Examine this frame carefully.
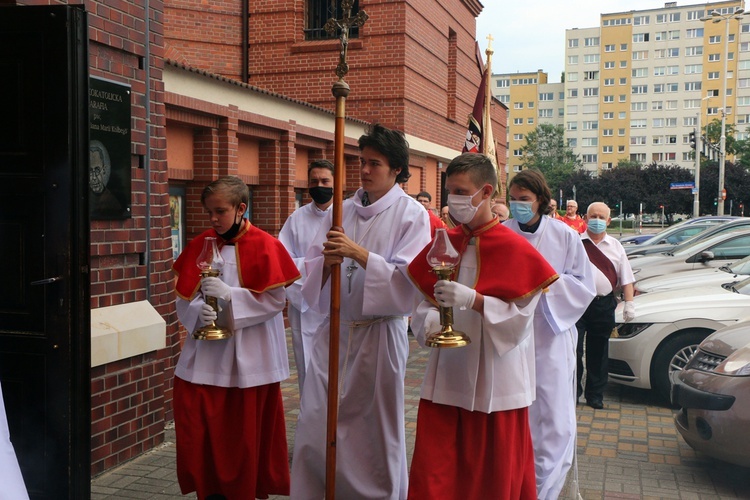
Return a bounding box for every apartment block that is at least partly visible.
[492,71,564,177]
[496,1,750,176]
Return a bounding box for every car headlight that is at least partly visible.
[715,345,750,376]
[615,322,652,339]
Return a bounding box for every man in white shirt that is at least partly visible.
[278,159,334,393]
[577,202,636,409]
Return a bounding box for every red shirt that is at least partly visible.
[562,215,587,234]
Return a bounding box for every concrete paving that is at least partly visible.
[92,331,750,499]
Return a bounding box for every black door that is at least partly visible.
[0,6,90,499]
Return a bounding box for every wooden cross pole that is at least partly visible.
[323,2,368,498]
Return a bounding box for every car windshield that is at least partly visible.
[727,255,750,275]
[671,220,750,252]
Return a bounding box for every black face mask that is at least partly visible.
[218,212,243,241]
[309,186,333,205]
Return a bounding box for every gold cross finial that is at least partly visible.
[324,0,369,80]
[486,34,494,56]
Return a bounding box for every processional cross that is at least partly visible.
[324,0,369,80]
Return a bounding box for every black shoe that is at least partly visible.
[586,398,604,409]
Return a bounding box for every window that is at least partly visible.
[604,78,614,86]
[513,149,523,156]
[685,81,702,91]
[621,43,628,51]
[684,116,697,126]
[584,37,599,46]
[631,120,647,129]
[514,102,524,109]
[567,138,577,147]
[653,135,664,145]
[653,118,665,128]
[707,107,719,115]
[632,85,648,94]
[539,108,553,118]
[583,87,599,97]
[740,78,750,89]
[514,118,523,125]
[603,129,613,136]
[666,83,678,93]
[709,53,721,62]
[633,51,648,60]
[631,101,647,111]
[654,83,664,93]
[667,65,679,75]
[619,94,627,102]
[667,135,676,144]
[741,42,750,52]
[306,0,361,40]
[604,17,632,26]
[568,38,579,48]
[687,10,704,21]
[584,71,599,81]
[667,48,679,58]
[652,101,663,110]
[567,105,578,114]
[582,104,598,114]
[685,46,703,56]
[582,138,598,147]
[666,100,677,110]
[498,94,510,103]
[582,154,598,163]
[655,31,667,41]
[568,88,578,98]
[496,79,511,88]
[707,89,719,97]
[669,30,680,40]
[654,66,665,76]
[602,145,613,153]
[631,153,646,162]
[618,128,625,136]
[633,15,649,25]
[620,60,628,68]
[666,117,677,127]
[582,120,598,130]
[567,72,578,82]
[568,55,579,65]
[709,35,721,44]
[605,44,615,52]
[684,99,700,109]
[684,64,702,74]
[632,67,648,78]
[584,54,600,64]
[619,77,628,85]
[539,92,554,101]
[603,112,614,119]
[738,96,750,106]
[604,95,614,103]
[602,162,614,169]
[633,33,649,43]
[528,102,535,108]
[513,134,524,140]
[708,71,720,80]
[618,145,626,153]
[566,121,578,131]
[686,28,704,38]
[654,49,666,59]
[604,61,615,69]
[527,117,534,124]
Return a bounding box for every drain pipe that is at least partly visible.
[242,0,248,82]
[144,0,152,301]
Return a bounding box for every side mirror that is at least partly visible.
[700,250,715,262]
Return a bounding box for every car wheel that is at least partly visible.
[650,330,711,403]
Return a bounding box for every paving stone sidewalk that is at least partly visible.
[92,331,750,499]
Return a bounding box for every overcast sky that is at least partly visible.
[476,0,724,81]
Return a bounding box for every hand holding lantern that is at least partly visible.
[194,237,233,340]
[425,228,471,348]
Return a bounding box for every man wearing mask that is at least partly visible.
[278,159,335,393]
[576,202,636,410]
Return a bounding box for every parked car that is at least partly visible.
[623,223,715,253]
[610,277,750,402]
[627,217,750,257]
[635,255,750,294]
[672,319,750,467]
[629,230,750,281]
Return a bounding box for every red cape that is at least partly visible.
[173,219,300,300]
[408,218,559,305]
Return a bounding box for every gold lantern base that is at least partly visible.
[193,324,234,341]
[425,323,471,348]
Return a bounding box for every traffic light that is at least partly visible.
[689,131,696,149]
[714,198,718,206]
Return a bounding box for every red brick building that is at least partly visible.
[14,0,506,476]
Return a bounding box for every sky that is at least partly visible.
[476,0,724,82]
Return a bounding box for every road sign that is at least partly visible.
[722,189,727,200]
[670,182,695,190]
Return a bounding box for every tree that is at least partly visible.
[520,124,581,195]
[704,118,738,155]
[699,160,750,215]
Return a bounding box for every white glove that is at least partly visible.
[198,302,217,326]
[434,280,476,310]
[202,277,232,302]
[623,301,636,323]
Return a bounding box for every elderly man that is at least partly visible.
[548,199,562,219]
[576,202,636,409]
[561,200,586,233]
[491,201,509,221]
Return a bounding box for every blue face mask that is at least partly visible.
[588,218,607,234]
[509,201,536,224]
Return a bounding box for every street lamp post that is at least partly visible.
[702,8,746,215]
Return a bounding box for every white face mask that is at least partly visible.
[447,187,486,224]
